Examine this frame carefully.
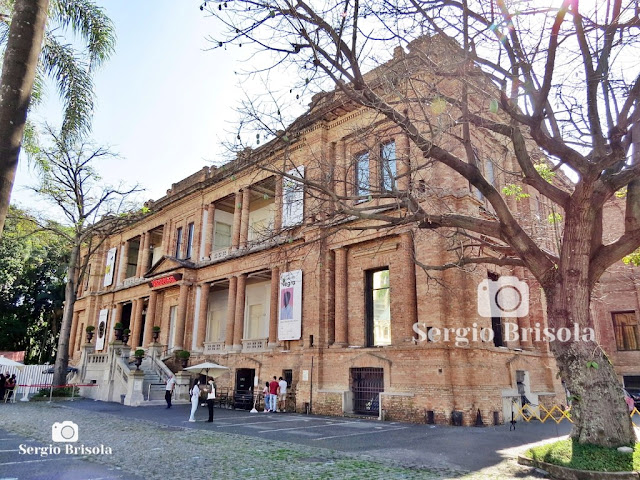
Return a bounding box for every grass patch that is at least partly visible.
[526,439,640,472]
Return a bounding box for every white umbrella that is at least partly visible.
[184,362,229,379]
[0,356,25,370]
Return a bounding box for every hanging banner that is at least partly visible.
[281,166,305,228]
[103,247,117,287]
[96,309,108,350]
[278,270,302,341]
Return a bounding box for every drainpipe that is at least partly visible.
[309,356,313,414]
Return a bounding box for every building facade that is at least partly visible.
[71,36,639,424]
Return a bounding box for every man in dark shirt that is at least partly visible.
[269,376,279,412]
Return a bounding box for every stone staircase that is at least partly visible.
[141,359,169,405]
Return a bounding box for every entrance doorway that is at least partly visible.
[234,368,255,410]
[350,367,384,415]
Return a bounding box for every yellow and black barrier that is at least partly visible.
[512,402,640,426]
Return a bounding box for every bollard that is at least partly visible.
[48,383,54,403]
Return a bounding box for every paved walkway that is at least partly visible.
[0,399,578,479]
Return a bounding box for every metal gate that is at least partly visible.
[351,367,383,415]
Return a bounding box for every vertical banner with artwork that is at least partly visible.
[103,247,117,287]
[96,309,109,350]
[278,270,302,341]
[281,166,305,228]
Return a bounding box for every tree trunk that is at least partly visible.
[0,0,49,237]
[53,242,79,389]
[546,184,636,447]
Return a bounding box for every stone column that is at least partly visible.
[135,233,145,277]
[140,232,151,276]
[233,273,247,351]
[117,241,129,285]
[114,302,123,330]
[174,283,189,350]
[130,298,144,349]
[239,188,251,248]
[397,133,411,192]
[334,248,348,346]
[269,266,280,347]
[274,177,283,233]
[224,276,237,350]
[336,140,347,200]
[203,202,215,259]
[196,282,210,349]
[143,290,158,346]
[400,232,418,343]
[231,191,242,250]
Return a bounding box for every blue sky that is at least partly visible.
[13,1,242,209]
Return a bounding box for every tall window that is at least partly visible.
[185,222,195,259]
[213,222,232,250]
[356,151,370,197]
[612,312,639,351]
[175,227,183,258]
[206,290,228,342]
[380,141,396,192]
[365,268,391,347]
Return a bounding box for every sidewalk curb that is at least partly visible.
[518,455,640,480]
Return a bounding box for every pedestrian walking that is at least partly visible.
[165,373,176,408]
[262,381,270,412]
[269,376,279,413]
[188,379,200,422]
[206,377,216,422]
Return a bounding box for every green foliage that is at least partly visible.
[85,325,95,332]
[622,248,640,266]
[527,439,639,472]
[152,326,161,332]
[133,349,145,358]
[534,163,555,183]
[502,184,530,201]
[33,386,79,398]
[0,206,66,363]
[586,361,599,369]
[548,212,563,224]
[114,322,123,329]
[176,349,190,359]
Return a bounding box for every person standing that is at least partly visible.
[206,377,216,422]
[5,375,16,402]
[269,376,279,413]
[165,373,176,408]
[0,373,6,402]
[188,379,200,422]
[278,376,288,412]
[262,381,270,412]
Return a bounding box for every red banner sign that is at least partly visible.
[149,273,182,288]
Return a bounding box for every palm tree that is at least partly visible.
[0,0,115,237]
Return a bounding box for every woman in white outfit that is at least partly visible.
[189,379,200,422]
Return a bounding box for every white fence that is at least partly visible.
[2,364,54,399]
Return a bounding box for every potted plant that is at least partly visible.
[85,325,95,343]
[176,349,190,369]
[133,349,145,370]
[122,328,131,344]
[114,322,123,341]
[152,326,161,342]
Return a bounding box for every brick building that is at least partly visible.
[71,36,638,424]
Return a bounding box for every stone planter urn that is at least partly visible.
[114,323,123,341]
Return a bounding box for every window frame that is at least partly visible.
[185,222,195,259]
[612,311,640,351]
[380,140,397,192]
[175,227,183,258]
[365,267,391,347]
[355,151,370,198]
